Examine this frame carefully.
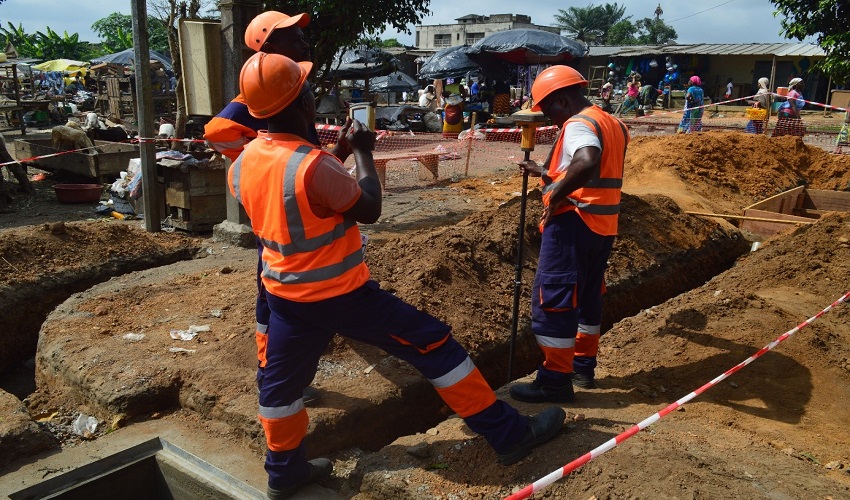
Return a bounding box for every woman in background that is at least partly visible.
[678,75,704,133]
[442,93,464,138]
[616,74,641,116]
[773,77,806,137]
[745,77,771,134]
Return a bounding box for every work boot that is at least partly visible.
[267,458,333,499]
[572,372,596,389]
[497,406,566,465]
[509,378,575,403]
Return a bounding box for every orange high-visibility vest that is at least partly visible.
[541,106,629,236]
[229,132,369,302]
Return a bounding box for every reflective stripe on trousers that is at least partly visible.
[259,281,527,490]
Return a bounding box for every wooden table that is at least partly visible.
[372,149,440,186]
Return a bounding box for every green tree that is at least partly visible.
[769,0,850,82]
[262,0,430,82]
[554,3,629,45]
[634,18,677,45]
[601,17,676,46]
[0,23,89,60]
[91,13,170,55]
[607,19,637,45]
[380,38,404,48]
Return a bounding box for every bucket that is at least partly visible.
[54,184,103,204]
[776,87,789,97]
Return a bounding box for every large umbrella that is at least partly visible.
[91,49,173,72]
[368,71,419,93]
[329,45,397,78]
[32,59,89,73]
[467,29,588,65]
[418,45,481,80]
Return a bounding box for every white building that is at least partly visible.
[415,14,560,51]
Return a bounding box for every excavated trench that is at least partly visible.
[1,192,750,494]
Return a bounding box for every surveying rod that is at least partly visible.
[507,110,547,382]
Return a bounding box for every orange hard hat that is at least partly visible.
[239,52,313,119]
[530,66,588,112]
[245,11,310,51]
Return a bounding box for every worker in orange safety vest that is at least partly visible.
[205,11,353,408]
[229,52,567,499]
[512,65,629,403]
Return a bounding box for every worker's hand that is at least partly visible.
[540,199,564,228]
[329,118,353,160]
[346,119,376,153]
[517,159,543,177]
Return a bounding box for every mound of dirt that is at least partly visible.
[0,222,203,373]
[623,131,850,215]
[351,212,850,499]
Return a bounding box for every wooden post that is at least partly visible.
[824,76,832,117]
[131,0,162,232]
[463,111,477,177]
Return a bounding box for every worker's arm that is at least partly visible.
[542,146,600,227]
[342,120,382,224]
[516,127,564,177]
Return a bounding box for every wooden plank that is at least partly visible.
[687,211,815,224]
[807,189,850,212]
[743,185,806,213]
[740,208,814,237]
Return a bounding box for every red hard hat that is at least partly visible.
[245,11,310,52]
[530,66,588,112]
[239,52,312,119]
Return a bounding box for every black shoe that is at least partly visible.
[509,378,575,403]
[302,386,321,406]
[497,406,566,465]
[572,373,596,389]
[267,458,333,499]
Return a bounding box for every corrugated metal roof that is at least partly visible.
[588,43,825,58]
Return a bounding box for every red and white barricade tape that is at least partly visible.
[505,290,850,500]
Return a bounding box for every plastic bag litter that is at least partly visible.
[122,332,145,342]
[72,413,98,437]
[169,347,196,354]
[170,324,210,341]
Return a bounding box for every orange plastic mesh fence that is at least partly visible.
[314,96,847,189]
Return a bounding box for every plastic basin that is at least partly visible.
[53,184,103,204]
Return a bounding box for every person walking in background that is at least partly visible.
[513,66,629,402]
[745,77,771,134]
[773,77,806,137]
[724,77,734,101]
[232,51,566,498]
[678,76,704,133]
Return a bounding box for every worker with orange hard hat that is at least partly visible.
[511,65,629,403]
[230,52,567,498]
[204,11,352,414]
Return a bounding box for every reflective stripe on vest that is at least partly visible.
[231,135,369,301]
[541,106,628,235]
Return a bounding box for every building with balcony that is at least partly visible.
[415,14,560,51]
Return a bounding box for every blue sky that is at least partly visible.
[0,0,811,46]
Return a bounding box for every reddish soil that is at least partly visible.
[2,131,850,498]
